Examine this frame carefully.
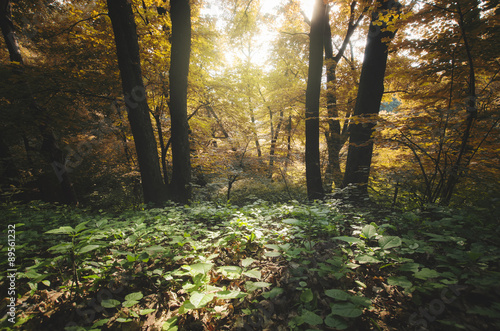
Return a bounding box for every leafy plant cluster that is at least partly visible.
[1,200,499,330]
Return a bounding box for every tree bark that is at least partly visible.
[341,0,400,198]
[169,0,191,203]
[168,0,192,203]
[107,0,166,206]
[323,1,365,192]
[305,0,326,200]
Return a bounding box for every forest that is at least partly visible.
[0,0,499,330]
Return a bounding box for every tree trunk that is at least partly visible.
[341,0,400,198]
[323,1,364,193]
[249,103,262,157]
[1,0,77,205]
[107,0,166,206]
[168,0,192,203]
[440,0,478,205]
[269,108,284,179]
[305,0,326,200]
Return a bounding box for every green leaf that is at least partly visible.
[282,218,301,225]
[356,255,381,264]
[398,262,421,273]
[122,300,139,308]
[42,280,51,287]
[216,290,247,300]
[245,281,272,292]
[378,236,402,250]
[78,244,100,254]
[262,287,284,299]
[189,291,215,308]
[24,269,42,279]
[325,314,348,329]
[162,317,178,331]
[45,226,74,235]
[330,303,363,317]
[75,221,89,233]
[325,289,351,301]
[146,245,166,253]
[414,268,440,280]
[101,299,121,308]
[241,258,256,268]
[242,269,261,279]
[349,296,372,307]
[92,319,109,328]
[466,306,500,318]
[116,317,133,323]
[139,309,156,315]
[388,276,413,289]
[264,251,281,257]
[333,236,362,244]
[301,309,323,325]
[218,266,242,279]
[187,263,213,275]
[361,224,377,239]
[126,254,136,262]
[125,292,143,301]
[300,288,314,303]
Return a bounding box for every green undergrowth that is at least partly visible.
[0,200,499,330]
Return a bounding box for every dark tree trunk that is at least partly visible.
[305,0,326,200]
[107,0,166,206]
[0,0,22,64]
[168,0,192,203]
[1,0,77,204]
[323,2,364,192]
[341,0,400,198]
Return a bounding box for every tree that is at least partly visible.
[305,0,326,200]
[341,0,401,198]
[323,1,366,192]
[168,0,193,203]
[107,0,166,206]
[381,0,500,207]
[0,0,78,204]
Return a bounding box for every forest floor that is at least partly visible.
[0,199,499,330]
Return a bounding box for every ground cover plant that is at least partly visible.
[1,200,499,330]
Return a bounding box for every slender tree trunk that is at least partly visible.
[305,0,326,200]
[285,114,292,170]
[107,0,166,206]
[249,103,262,157]
[168,0,192,203]
[269,108,284,179]
[1,0,77,204]
[341,0,400,198]
[323,1,364,192]
[440,0,477,205]
[153,109,169,184]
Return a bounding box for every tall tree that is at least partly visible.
[0,0,78,204]
[305,0,326,200]
[341,0,401,198]
[323,1,366,192]
[168,0,192,203]
[107,0,166,206]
